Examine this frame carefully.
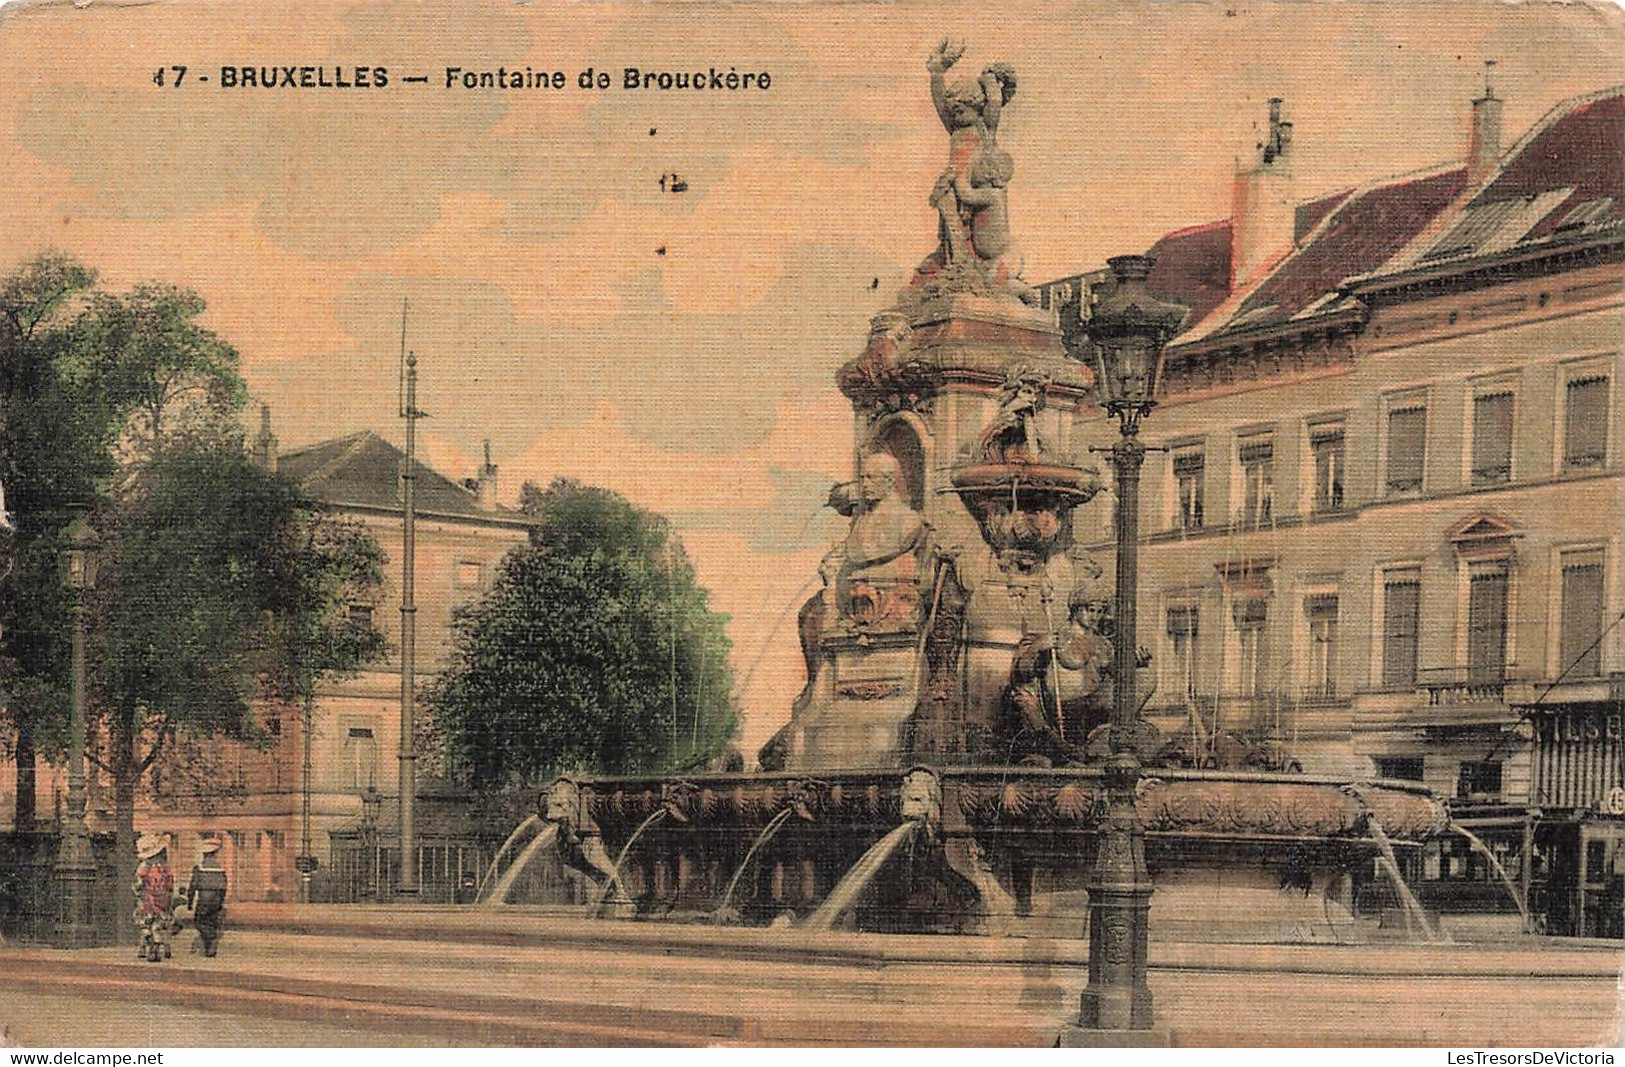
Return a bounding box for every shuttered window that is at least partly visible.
[1166,605,1199,699]
[1560,551,1606,678]
[1382,575,1421,689]
[1173,451,1204,529]
[1305,594,1339,697]
[1564,376,1609,470]
[1386,406,1426,495]
[1238,438,1274,526]
[1233,598,1268,696]
[1467,562,1509,684]
[1471,392,1515,486]
[1310,424,1345,512]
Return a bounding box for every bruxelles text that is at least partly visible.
[209,66,772,91]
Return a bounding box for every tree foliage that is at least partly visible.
[0,252,386,892]
[426,478,738,789]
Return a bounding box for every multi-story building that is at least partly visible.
[1041,83,1623,936]
[135,416,532,901]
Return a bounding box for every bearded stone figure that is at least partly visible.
[838,451,926,627]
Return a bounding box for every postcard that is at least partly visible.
[0,0,1621,1050]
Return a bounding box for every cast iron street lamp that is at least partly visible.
[361,785,383,901]
[1064,255,1186,1039]
[54,505,101,949]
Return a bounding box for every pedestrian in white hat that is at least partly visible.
[185,838,229,957]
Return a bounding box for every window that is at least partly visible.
[1471,391,1515,486]
[347,603,374,630]
[1309,424,1345,512]
[1467,560,1510,684]
[1381,570,1422,689]
[1385,402,1427,496]
[1457,760,1503,799]
[345,727,377,791]
[1375,756,1425,782]
[1173,450,1204,530]
[1232,597,1269,697]
[455,560,485,588]
[1165,605,1200,700]
[1564,375,1609,471]
[1238,437,1274,527]
[1560,549,1606,678]
[1304,594,1339,698]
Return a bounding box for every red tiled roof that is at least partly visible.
[1146,219,1232,328]
[1295,189,1353,244]
[1228,165,1468,327]
[1476,91,1624,242]
[279,431,524,522]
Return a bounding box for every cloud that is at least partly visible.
[248,241,899,460]
[10,3,897,262]
[668,464,846,556]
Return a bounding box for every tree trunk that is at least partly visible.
[14,725,35,831]
[111,709,138,944]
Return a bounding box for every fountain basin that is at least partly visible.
[515,767,1449,940]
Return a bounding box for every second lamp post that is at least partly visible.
[1065,254,1187,1038]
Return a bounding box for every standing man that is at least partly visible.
[186,838,228,957]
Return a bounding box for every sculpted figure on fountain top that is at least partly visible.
[908,40,1036,307]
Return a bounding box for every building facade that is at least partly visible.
[136,424,532,901]
[1041,84,1624,935]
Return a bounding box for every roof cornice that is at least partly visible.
[1345,230,1624,304]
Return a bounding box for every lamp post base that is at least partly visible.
[1056,1025,1170,1048]
[53,829,100,950]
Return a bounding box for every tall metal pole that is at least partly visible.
[297,692,313,903]
[1076,426,1154,1031]
[398,350,419,897]
[55,509,98,948]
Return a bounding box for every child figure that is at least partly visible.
[132,833,175,963]
[185,838,229,957]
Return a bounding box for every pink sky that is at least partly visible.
[3,0,1621,756]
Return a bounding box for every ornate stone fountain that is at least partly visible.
[491,42,1453,940]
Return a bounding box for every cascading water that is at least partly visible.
[481,822,561,907]
[1450,822,1533,934]
[1366,815,1442,942]
[475,813,542,903]
[802,819,922,932]
[714,807,796,920]
[594,808,669,911]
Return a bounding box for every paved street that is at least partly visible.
[0,908,1619,1047]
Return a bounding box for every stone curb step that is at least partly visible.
[231,905,1625,978]
[0,953,741,1046]
[0,950,1061,1047]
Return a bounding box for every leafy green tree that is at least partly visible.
[90,447,386,878]
[0,253,104,829]
[426,478,738,789]
[1,255,386,921]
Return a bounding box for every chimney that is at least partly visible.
[1230,97,1296,290]
[476,439,498,509]
[1467,61,1503,187]
[253,403,278,472]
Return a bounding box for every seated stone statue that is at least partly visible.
[997,577,1114,766]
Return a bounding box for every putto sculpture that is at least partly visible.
[910,40,1036,305]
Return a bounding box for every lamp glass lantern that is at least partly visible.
[64,510,101,591]
[1086,255,1187,431]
